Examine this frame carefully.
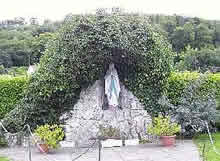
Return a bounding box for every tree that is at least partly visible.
[175,46,220,72]
[0,30,32,67]
[193,24,214,49]
[213,22,220,48]
[171,22,195,52]
[28,32,55,64]
[182,22,195,45]
[162,19,177,37]
[175,46,198,71]
[175,15,185,26]
[171,27,186,52]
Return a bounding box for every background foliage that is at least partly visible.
[176,47,220,72]
[1,13,220,72]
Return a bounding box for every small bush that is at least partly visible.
[0,76,28,119]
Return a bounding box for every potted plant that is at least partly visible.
[34,124,64,153]
[147,115,181,146]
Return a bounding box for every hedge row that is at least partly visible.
[0,76,28,119]
[167,72,220,108]
[1,72,220,121]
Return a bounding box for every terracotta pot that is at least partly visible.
[160,135,176,146]
[38,144,49,153]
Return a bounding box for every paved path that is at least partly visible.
[0,140,201,161]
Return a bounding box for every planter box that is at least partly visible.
[101,139,122,148]
[101,139,140,147]
[125,139,139,146]
[60,141,74,148]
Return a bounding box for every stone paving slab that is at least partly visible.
[0,140,201,161]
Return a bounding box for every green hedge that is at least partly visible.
[0,76,28,119]
[167,72,220,106]
[1,71,220,130]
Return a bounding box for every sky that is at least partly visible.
[0,0,220,21]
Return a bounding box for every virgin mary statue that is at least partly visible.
[104,63,121,109]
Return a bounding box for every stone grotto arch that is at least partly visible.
[3,12,174,143]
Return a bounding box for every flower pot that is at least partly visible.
[38,144,49,153]
[160,135,176,146]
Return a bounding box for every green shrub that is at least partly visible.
[0,76,28,119]
[166,72,220,106]
[165,72,220,135]
[173,76,217,136]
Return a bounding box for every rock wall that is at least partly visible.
[60,80,151,147]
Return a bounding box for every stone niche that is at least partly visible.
[60,80,152,147]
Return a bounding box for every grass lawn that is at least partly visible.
[194,132,220,161]
[0,157,10,161]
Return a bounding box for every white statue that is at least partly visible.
[104,63,120,109]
